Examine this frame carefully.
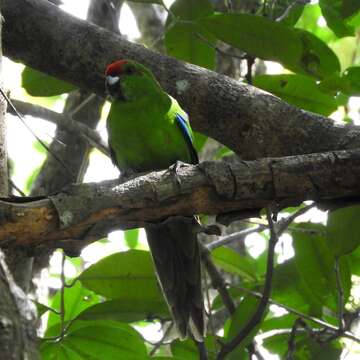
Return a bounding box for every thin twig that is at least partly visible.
[195,33,247,61]
[200,243,236,315]
[59,252,66,340]
[207,226,265,251]
[216,207,279,360]
[9,179,26,197]
[1,88,76,179]
[335,258,345,332]
[10,99,109,156]
[275,0,310,22]
[286,318,313,359]
[149,322,174,356]
[196,340,209,360]
[231,286,360,344]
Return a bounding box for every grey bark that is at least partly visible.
[0,10,39,360]
[2,0,360,161]
[1,148,360,250]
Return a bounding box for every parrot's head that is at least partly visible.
[105,60,162,102]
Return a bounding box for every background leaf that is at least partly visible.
[22,66,76,96]
[253,74,338,115]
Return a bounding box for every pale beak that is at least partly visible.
[106,75,120,86]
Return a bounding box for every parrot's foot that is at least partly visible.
[167,161,189,188]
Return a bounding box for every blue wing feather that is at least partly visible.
[175,113,199,164]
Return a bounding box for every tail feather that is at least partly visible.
[145,216,205,341]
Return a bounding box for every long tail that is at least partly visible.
[145,216,205,341]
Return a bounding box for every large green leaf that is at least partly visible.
[41,321,147,360]
[199,13,340,78]
[224,296,262,359]
[292,223,351,312]
[272,259,318,313]
[327,205,360,256]
[253,74,338,115]
[22,66,76,96]
[165,0,215,69]
[211,247,257,281]
[79,250,163,302]
[76,298,168,323]
[319,0,354,37]
[46,281,101,337]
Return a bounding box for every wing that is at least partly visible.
[175,113,199,165]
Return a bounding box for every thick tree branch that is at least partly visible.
[1,149,360,249]
[3,0,360,160]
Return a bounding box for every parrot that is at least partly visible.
[105,59,205,341]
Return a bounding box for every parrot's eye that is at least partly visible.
[124,66,135,75]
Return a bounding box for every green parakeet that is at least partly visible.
[105,60,205,341]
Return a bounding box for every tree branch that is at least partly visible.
[1,148,360,249]
[3,0,360,160]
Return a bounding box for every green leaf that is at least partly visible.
[22,66,76,96]
[165,0,215,69]
[41,321,148,360]
[263,332,292,357]
[199,13,340,78]
[342,66,360,95]
[171,336,219,360]
[76,298,168,323]
[124,229,139,249]
[79,250,163,302]
[272,260,316,312]
[292,223,351,312]
[261,313,299,333]
[46,281,101,336]
[225,296,263,359]
[292,338,342,360]
[253,74,338,115]
[341,0,360,19]
[296,4,338,44]
[319,0,354,38]
[327,205,360,256]
[211,247,257,281]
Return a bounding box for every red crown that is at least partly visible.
[105,60,128,76]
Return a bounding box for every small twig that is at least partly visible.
[159,0,176,20]
[1,88,76,180]
[195,33,247,61]
[200,243,236,315]
[195,340,209,360]
[10,99,109,156]
[275,0,310,22]
[334,258,345,332]
[216,207,279,360]
[68,93,97,118]
[245,56,255,85]
[9,179,26,197]
[207,225,264,251]
[232,286,360,344]
[286,318,313,359]
[149,322,174,356]
[247,342,265,360]
[59,252,66,340]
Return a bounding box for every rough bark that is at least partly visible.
[3,0,360,161]
[0,10,39,360]
[1,149,360,251]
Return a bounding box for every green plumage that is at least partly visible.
[105,60,204,340]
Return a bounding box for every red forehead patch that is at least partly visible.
[105,60,128,76]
